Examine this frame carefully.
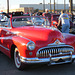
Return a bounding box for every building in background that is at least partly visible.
[20,4,69,10]
[0,3,75,13]
[20,4,75,12]
[0,7,34,13]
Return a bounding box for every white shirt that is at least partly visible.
[59,13,70,25]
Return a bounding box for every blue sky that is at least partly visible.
[0,0,75,9]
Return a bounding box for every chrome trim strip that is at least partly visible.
[48,61,72,66]
[37,45,74,52]
[0,44,9,51]
[50,52,71,56]
[20,55,75,64]
[1,27,12,29]
[20,36,31,41]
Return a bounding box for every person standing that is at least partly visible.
[57,10,70,33]
[43,9,51,22]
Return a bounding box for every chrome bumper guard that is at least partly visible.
[20,52,75,65]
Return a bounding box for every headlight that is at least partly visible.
[27,41,35,51]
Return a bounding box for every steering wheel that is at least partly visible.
[34,22,43,26]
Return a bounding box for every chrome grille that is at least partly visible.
[37,46,74,57]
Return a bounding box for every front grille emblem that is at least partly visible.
[48,39,65,46]
[55,39,60,44]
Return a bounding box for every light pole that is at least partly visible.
[43,0,45,12]
[7,0,9,13]
[54,0,55,13]
[57,0,58,11]
[69,0,73,13]
[69,0,73,21]
[64,0,65,10]
[50,0,51,12]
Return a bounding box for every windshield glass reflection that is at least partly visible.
[12,16,50,27]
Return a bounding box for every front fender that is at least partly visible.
[12,36,31,57]
[63,33,75,50]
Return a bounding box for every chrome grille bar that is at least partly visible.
[37,46,74,57]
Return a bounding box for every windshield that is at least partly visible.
[12,16,50,27]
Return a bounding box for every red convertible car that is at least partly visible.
[0,12,75,70]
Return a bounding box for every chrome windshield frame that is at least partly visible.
[12,16,50,28]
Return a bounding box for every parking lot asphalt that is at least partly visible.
[0,52,75,75]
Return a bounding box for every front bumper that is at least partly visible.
[20,52,75,65]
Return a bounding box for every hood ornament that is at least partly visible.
[55,39,61,44]
[48,39,65,46]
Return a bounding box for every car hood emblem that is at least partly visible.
[55,39,60,44]
[48,39,65,46]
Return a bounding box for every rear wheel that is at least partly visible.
[14,48,25,70]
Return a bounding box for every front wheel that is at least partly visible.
[69,59,75,64]
[14,48,25,70]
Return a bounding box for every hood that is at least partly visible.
[11,26,64,46]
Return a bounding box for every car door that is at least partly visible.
[0,19,12,55]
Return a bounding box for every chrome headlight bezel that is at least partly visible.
[27,41,35,51]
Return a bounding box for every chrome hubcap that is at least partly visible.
[14,48,21,68]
